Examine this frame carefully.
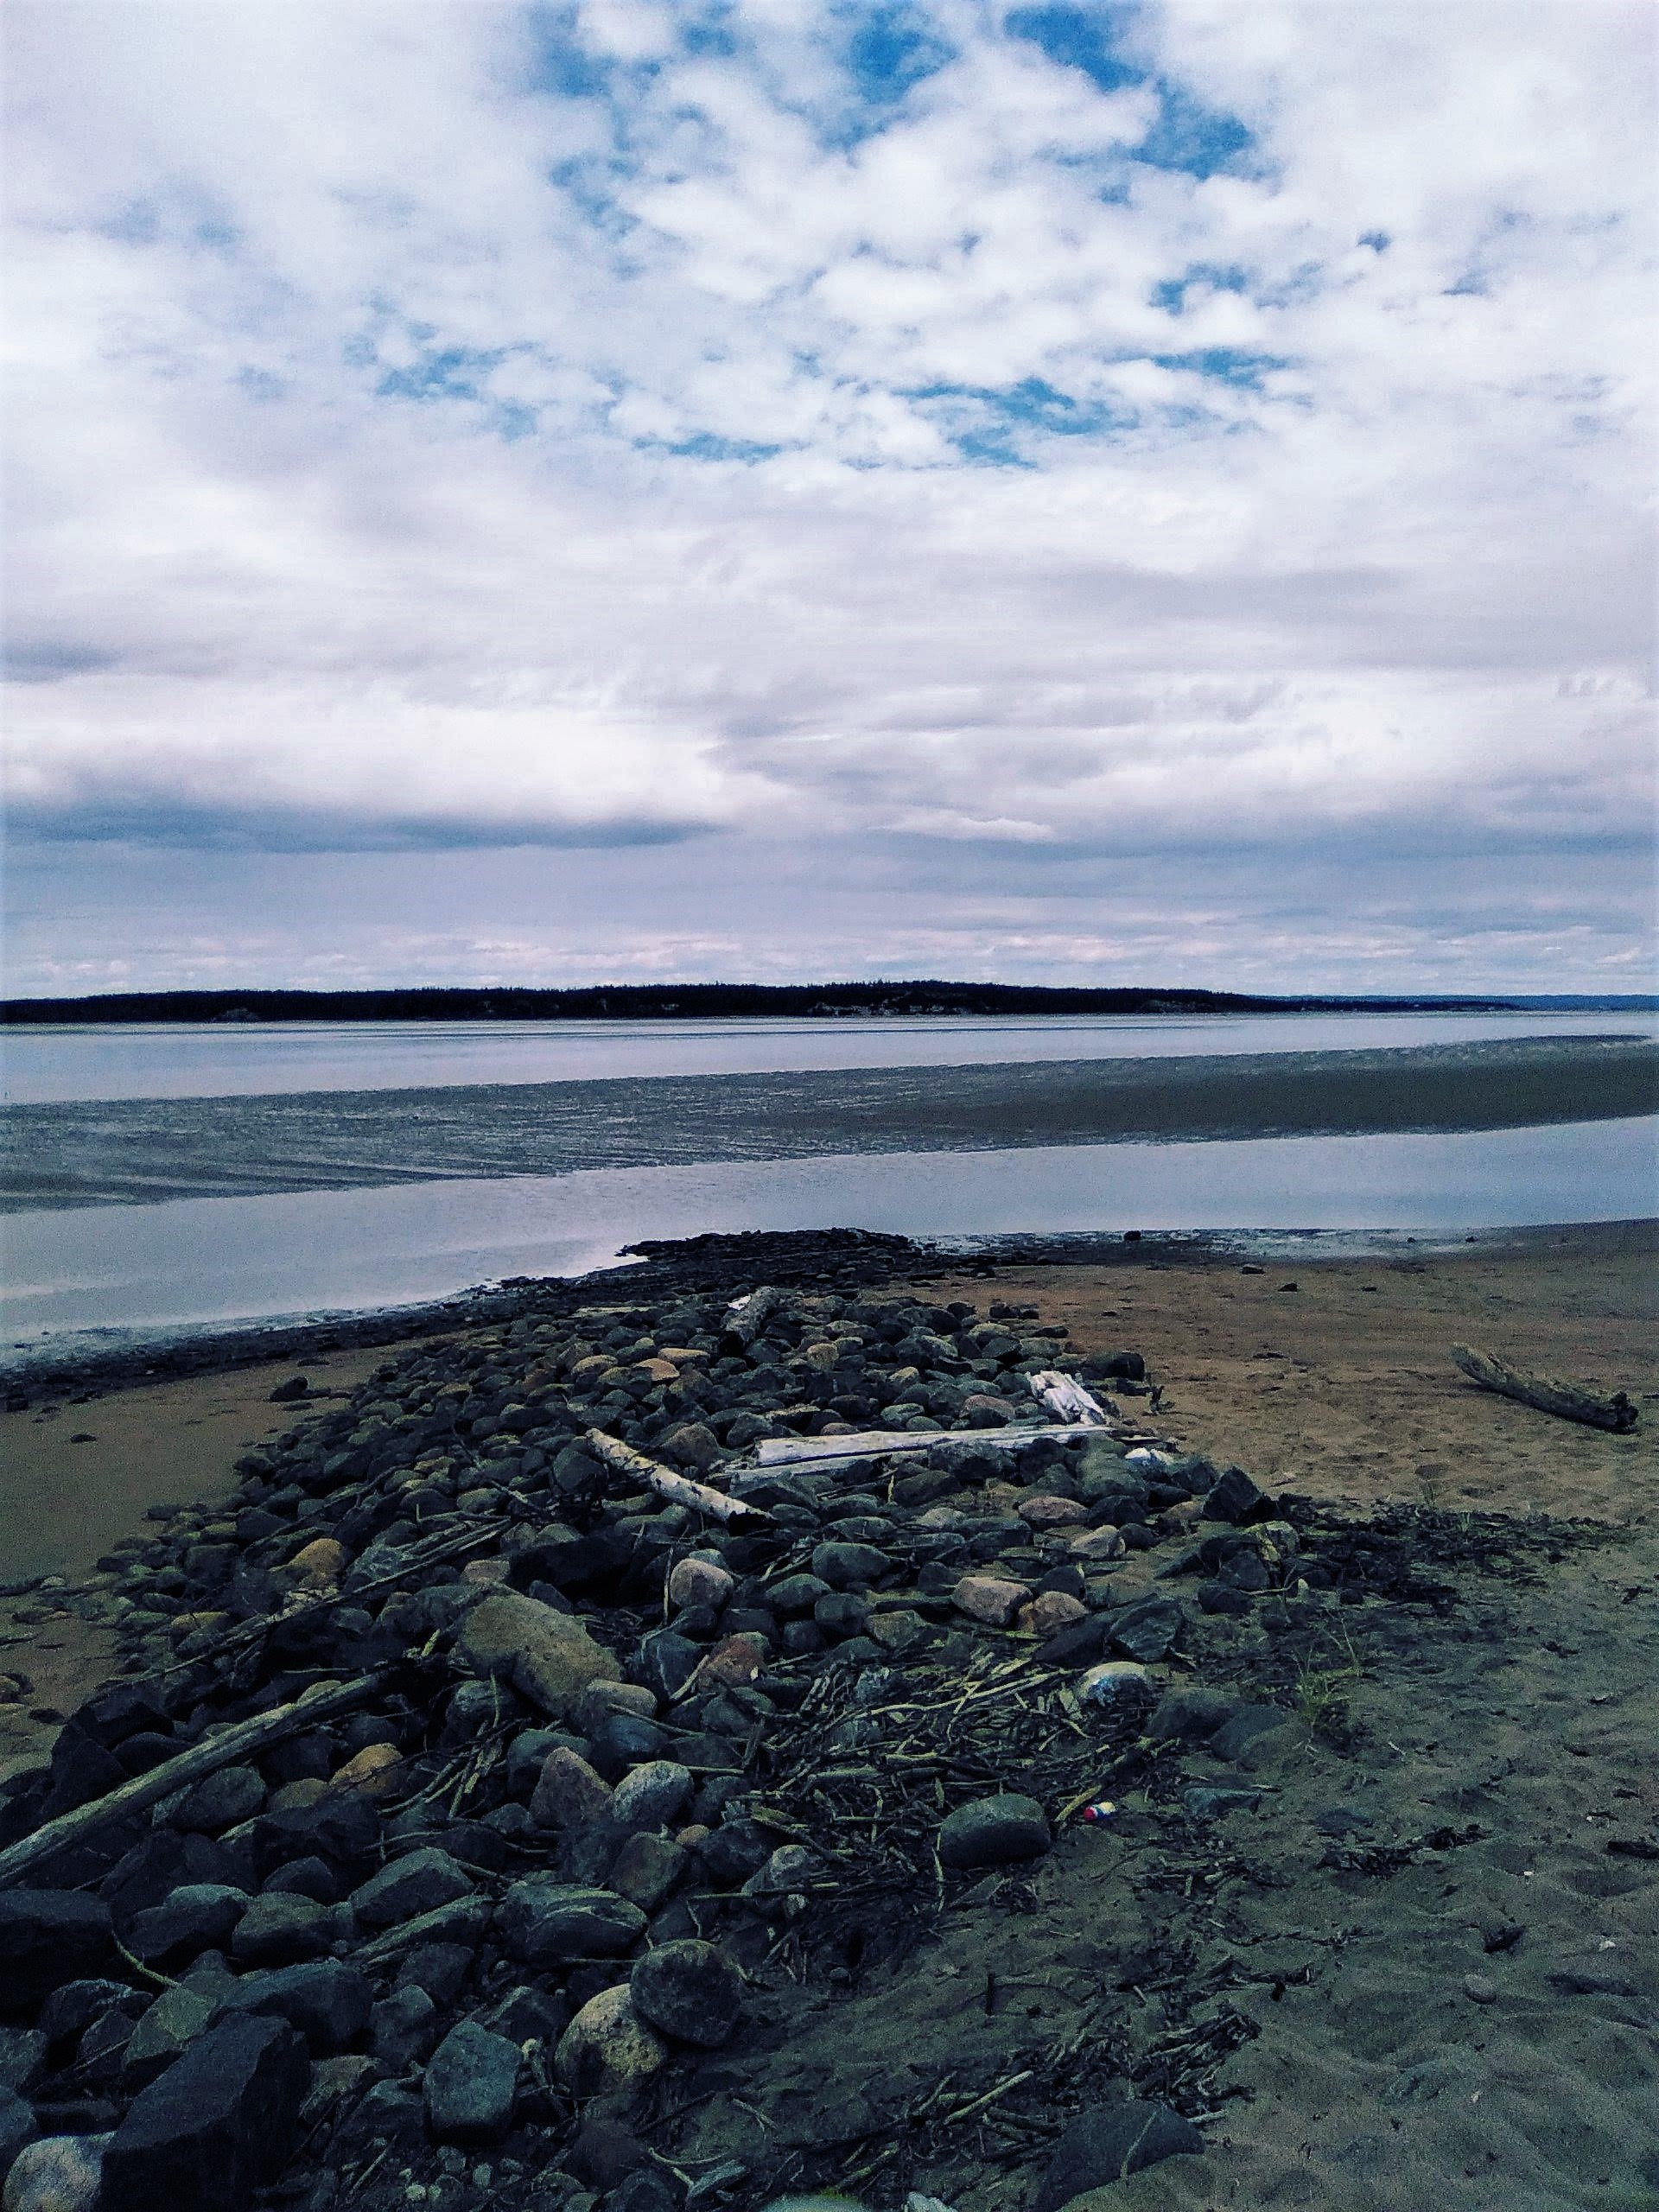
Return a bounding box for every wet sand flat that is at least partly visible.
[5,1033,1655,1208]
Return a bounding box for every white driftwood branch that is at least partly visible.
[747,1421,1111,1471]
[1450,1344,1637,1433]
[0,1672,385,1891]
[723,1285,785,1345]
[583,1428,771,1526]
[1027,1370,1110,1426]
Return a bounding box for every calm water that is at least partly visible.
[3,1116,1654,1360]
[6,1008,1652,1104]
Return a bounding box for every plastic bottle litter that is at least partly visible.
[1078,1801,1117,1824]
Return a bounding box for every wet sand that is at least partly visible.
[6,1033,1654,1207]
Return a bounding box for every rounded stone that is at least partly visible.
[530,1747,613,1831]
[666,1557,734,1612]
[609,1761,693,1834]
[553,1986,667,2097]
[938,1793,1051,1870]
[629,1940,743,2049]
[1,2133,110,2212]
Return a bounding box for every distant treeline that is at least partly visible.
[2,981,1519,1025]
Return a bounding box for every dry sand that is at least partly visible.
[0,1339,438,1772]
[925,1218,1659,1525]
[2,1224,1655,2208]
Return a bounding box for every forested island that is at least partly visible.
[0,981,1534,1025]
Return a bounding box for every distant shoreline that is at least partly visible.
[12,980,1649,1026]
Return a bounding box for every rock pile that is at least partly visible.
[0,1269,1344,2212]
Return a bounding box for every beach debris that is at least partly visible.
[1450,1344,1637,1432]
[723,1284,785,1346]
[749,1421,1120,1470]
[584,1428,772,1526]
[1027,1370,1111,1426]
[1077,1800,1117,1824]
[0,1674,385,1891]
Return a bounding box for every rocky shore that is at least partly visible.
[1,1231,1654,2212]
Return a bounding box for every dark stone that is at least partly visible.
[810,1542,888,1590]
[479,1983,569,2048]
[42,1730,127,1819]
[568,2113,651,2188]
[253,1792,378,1878]
[1108,1597,1185,1665]
[101,2012,308,2211]
[696,1821,771,1887]
[629,1939,742,2048]
[261,1853,341,1904]
[1034,2101,1204,2210]
[37,1977,133,2048]
[635,1631,701,1701]
[349,1848,474,1930]
[370,1986,438,2068]
[1084,1350,1146,1382]
[1210,1705,1292,1764]
[1202,1466,1265,1524]
[497,1879,646,1966]
[128,1885,250,1967]
[0,1891,111,2012]
[220,1961,372,2054]
[938,1794,1050,1870]
[230,1892,335,1967]
[423,2018,519,2144]
[396,1941,474,2008]
[1197,1579,1252,1615]
[814,1590,870,1638]
[0,2085,37,2178]
[69,1680,172,1751]
[587,1713,671,1783]
[760,1573,831,1618]
[1039,1615,1111,1668]
[1146,1688,1236,1744]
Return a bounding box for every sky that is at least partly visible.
[3,0,1655,999]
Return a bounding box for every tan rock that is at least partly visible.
[638,1358,681,1383]
[460,1556,511,1586]
[1018,1591,1089,1635]
[695,1632,768,1688]
[283,1537,348,1591]
[554,1985,667,2097]
[801,1340,842,1371]
[666,1555,734,1611]
[269,1777,330,1812]
[456,1591,620,1719]
[1017,1494,1090,1528]
[951,1575,1030,1627]
[530,1745,613,1830]
[1068,1527,1127,1561]
[328,1742,403,1797]
[576,1680,659,1732]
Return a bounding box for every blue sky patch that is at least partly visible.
[1005,4,1141,94]
[1154,348,1287,386]
[846,5,955,105]
[1152,262,1250,311]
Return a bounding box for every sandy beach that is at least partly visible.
[0,1220,1654,2212]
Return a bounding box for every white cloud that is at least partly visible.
[2,0,1653,990]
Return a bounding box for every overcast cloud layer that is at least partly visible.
[4,0,1655,995]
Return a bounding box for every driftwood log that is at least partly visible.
[1027,1370,1111,1426]
[1450,1344,1638,1433]
[747,1421,1116,1471]
[0,1671,385,1891]
[723,1285,785,1347]
[582,1428,771,1527]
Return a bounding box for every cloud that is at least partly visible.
[2,0,1653,987]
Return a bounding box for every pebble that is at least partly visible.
[1463,1974,1498,2004]
[0,2133,110,2212]
[666,1556,734,1611]
[609,1760,693,1834]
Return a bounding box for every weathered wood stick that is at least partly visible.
[582,1428,771,1526]
[1450,1344,1638,1433]
[748,1421,1111,1471]
[723,1285,785,1346]
[0,1671,385,1891]
[1027,1370,1111,1426]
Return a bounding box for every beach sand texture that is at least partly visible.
[0,1225,1654,2209]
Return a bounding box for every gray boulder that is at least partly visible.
[456,1592,619,1718]
[0,1893,112,2011]
[498,1879,646,1966]
[1034,2101,1204,2209]
[423,2018,520,2144]
[629,1940,742,2049]
[100,2012,308,2211]
[938,1794,1051,1871]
